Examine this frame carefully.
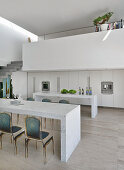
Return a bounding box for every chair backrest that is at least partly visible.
[27,98,34,101]
[0,113,11,133]
[42,98,51,102]
[26,117,40,139]
[59,100,69,104]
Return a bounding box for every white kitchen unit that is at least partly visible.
[33,92,98,118]
[0,99,81,162]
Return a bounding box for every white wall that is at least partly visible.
[26,70,124,108]
[0,22,37,65]
[23,28,124,71]
[11,71,27,99]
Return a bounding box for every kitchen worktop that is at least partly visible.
[33,91,98,118]
[0,98,78,119]
[33,91,96,98]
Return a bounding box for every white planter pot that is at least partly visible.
[100,24,108,31]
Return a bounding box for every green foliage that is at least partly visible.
[93,12,113,26]
[61,89,69,94]
[61,89,77,94]
[68,89,77,94]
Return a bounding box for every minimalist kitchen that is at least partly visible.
[10,69,124,109]
[1,8,124,169]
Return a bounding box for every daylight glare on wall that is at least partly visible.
[0,16,38,42]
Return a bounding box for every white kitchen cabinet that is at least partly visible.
[113,70,124,108]
[101,94,114,107]
[25,69,124,108]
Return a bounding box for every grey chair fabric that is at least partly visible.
[26,117,40,139]
[0,113,11,133]
[59,100,69,104]
[27,98,34,101]
[42,99,51,102]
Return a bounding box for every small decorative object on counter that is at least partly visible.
[82,88,84,95]
[6,89,10,99]
[10,100,21,105]
[121,19,123,28]
[86,87,89,95]
[14,94,19,99]
[89,87,92,95]
[79,87,81,95]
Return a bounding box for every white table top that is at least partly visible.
[33,91,96,99]
[0,99,79,119]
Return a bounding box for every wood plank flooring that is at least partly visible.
[0,106,124,170]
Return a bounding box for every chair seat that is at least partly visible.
[12,126,25,140]
[40,131,49,140]
[12,126,22,133]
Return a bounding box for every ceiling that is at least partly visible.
[0,0,124,36]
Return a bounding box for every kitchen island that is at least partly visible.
[33,92,98,118]
[0,99,80,162]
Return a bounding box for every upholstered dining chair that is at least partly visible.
[42,99,53,129]
[59,99,69,104]
[27,98,34,101]
[25,117,54,162]
[42,98,51,103]
[0,112,25,154]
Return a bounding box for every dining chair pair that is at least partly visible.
[0,112,54,162]
[0,112,24,154]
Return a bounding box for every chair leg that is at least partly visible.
[0,135,2,149]
[44,118,46,128]
[52,137,54,155]
[51,119,54,130]
[25,138,27,158]
[25,138,29,158]
[14,138,17,155]
[43,145,47,163]
[27,139,29,158]
[10,135,12,143]
[17,114,19,124]
[36,141,37,150]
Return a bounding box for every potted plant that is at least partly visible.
[93,12,113,31]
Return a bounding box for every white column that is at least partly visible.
[61,105,81,162]
[91,95,98,118]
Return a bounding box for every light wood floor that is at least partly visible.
[0,106,124,170]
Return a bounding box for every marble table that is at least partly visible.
[33,92,98,118]
[0,99,81,162]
